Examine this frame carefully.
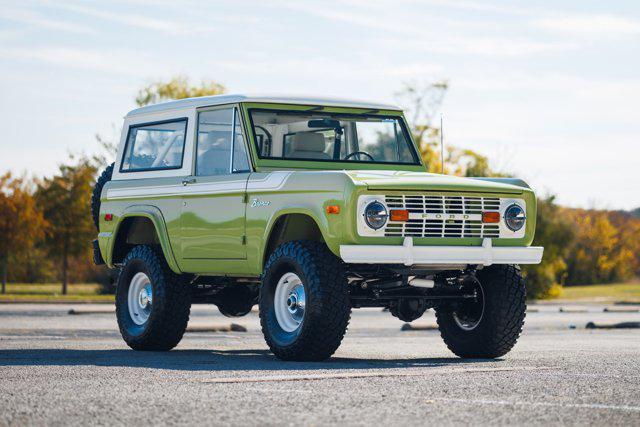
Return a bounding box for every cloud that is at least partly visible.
[50,2,198,35]
[535,15,640,38]
[280,1,576,57]
[0,46,161,77]
[49,2,260,36]
[0,7,95,34]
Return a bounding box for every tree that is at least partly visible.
[135,75,226,107]
[521,196,575,298]
[395,80,448,173]
[0,173,46,293]
[97,76,228,161]
[35,157,97,294]
[565,210,636,285]
[395,81,505,177]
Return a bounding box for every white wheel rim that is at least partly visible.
[128,272,153,326]
[274,272,306,333]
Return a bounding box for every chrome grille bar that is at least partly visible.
[384,195,501,238]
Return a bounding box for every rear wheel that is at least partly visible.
[435,265,526,358]
[116,245,191,351]
[259,241,351,361]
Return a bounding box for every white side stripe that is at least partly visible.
[246,172,292,192]
[106,172,292,200]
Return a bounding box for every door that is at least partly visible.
[180,106,252,259]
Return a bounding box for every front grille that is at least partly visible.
[384,195,501,238]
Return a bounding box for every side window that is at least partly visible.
[232,109,250,173]
[196,108,250,176]
[121,119,187,172]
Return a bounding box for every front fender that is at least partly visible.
[100,204,181,274]
[247,201,345,276]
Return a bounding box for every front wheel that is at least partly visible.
[259,241,351,361]
[435,265,526,358]
[116,245,191,351]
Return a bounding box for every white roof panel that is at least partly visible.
[126,94,402,117]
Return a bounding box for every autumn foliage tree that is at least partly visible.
[0,173,46,293]
[135,75,226,107]
[97,75,228,161]
[35,158,97,294]
[396,81,505,177]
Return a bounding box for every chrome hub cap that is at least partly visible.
[274,272,306,332]
[128,272,153,326]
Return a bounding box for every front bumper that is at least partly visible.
[340,237,543,266]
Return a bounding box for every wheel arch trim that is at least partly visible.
[260,208,335,269]
[105,205,181,273]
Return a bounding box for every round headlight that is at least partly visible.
[504,204,526,231]
[364,201,388,230]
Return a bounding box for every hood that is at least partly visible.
[345,170,526,194]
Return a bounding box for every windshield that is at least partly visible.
[249,110,420,165]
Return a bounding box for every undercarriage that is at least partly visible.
[346,264,482,322]
[190,264,482,324]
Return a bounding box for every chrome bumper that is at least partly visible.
[339,238,543,266]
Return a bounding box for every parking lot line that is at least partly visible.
[432,397,640,412]
[198,366,555,384]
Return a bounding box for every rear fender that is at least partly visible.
[102,205,181,273]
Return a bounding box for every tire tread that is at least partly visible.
[259,241,351,361]
[116,245,191,351]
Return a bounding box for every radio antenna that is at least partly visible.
[440,114,444,174]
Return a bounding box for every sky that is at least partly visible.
[0,0,638,209]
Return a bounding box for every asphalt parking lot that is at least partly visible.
[1,303,639,426]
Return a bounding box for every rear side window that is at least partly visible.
[120,119,187,172]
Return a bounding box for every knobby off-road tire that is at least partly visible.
[259,241,351,361]
[91,162,114,230]
[116,245,191,351]
[436,264,526,359]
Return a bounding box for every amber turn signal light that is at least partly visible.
[482,211,500,223]
[326,205,340,215]
[390,209,409,222]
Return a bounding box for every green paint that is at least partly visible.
[98,101,540,277]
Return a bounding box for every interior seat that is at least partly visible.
[197,131,231,175]
[288,132,329,159]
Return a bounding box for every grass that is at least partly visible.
[558,280,640,303]
[3,280,640,304]
[0,283,114,303]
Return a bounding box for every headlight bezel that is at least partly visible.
[504,203,526,231]
[363,200,388,230]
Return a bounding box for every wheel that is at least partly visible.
[259,241,351,361]
[435,265,526,358]
[115,245,191,351]
[91,162,114,230]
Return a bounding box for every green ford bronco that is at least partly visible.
[92,94,543,361]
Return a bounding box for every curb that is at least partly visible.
[68,308,115,315]
[559,307,588,313]
[401,323,438,331]
[187,323,247,333]
[585,321,640,329]
[0,299,114,304]
[603,306,640,313]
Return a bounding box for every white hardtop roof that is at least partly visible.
[126,94,403,117]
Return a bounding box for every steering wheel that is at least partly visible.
[344,151,375,161]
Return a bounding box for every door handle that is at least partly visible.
[182,178,196,186]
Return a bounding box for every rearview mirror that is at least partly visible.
[308,118,341,129]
